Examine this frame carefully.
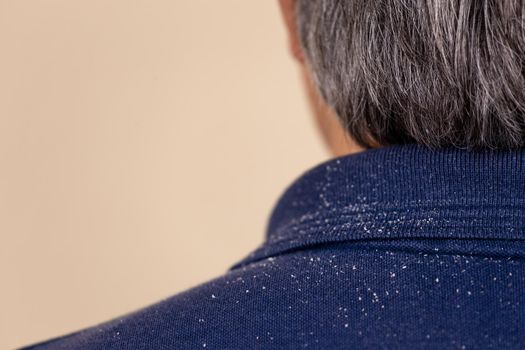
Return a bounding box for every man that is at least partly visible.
[24,0,525,349]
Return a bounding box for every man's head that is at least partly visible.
[280,0,525,153]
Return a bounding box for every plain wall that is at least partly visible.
[0,1,327,348]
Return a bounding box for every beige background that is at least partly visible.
[0,1,328,349]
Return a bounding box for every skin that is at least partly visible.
[278,0,364,156]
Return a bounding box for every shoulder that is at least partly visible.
[22,240,525,350]
[22,243,382,350]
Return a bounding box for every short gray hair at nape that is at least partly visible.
[296,0,525,149]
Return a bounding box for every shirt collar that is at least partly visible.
[234,144,525,268]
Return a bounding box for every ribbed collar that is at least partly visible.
[233,144,525,268]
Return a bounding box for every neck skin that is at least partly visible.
[279,0,365,157]
[300,65,365,157]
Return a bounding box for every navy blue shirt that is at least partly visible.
[23,145,525,349]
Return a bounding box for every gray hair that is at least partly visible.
[296,0,525,149]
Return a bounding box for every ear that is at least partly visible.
[278,0,305,63]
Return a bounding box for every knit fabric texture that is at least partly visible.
[22,144,525,349]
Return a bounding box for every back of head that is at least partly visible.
[297,0,525,149]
